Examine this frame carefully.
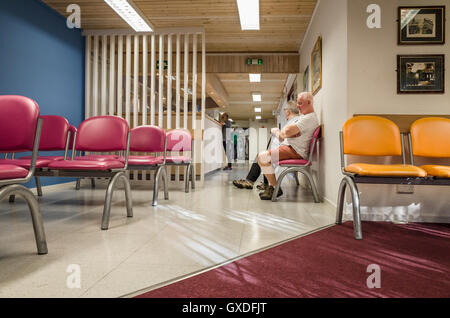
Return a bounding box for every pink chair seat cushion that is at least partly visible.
[123,155,164,166]
[161,156,191,164]
[74,154,119,161]
[0,164,29,180]
[278,159,310,166]
[48,160,124,171]
[20,155,65,161]
[0,158,53,169]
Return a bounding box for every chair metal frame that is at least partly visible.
[0,118,48,254]
[34,121,133,230]
[335,130,450,240]
[164,137,195,193]
[272,129,322,203]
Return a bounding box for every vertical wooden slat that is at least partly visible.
[125,35,131,124]
[117,35,123,118]
[176,34,181,129]
[133,35,139,128]
[84,35,91,119]
[150,34,156,125]
[167,34,172,129]
[101,35,107,115]
[92,35,99,117]
[192,33,197,130]
[109,35,115,116]
[201,32,206,183]
[158,34,164,127]
[183,34,189,129]
[142,35,148,125]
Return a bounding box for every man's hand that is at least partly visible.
[271,128,280,136]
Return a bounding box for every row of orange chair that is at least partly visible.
[336,116,450,240]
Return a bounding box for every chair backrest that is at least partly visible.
[0,95,40,152]
[75,116,129,152]
[38,115,70,151]
[410,117,450,158]
[307,126,321,162]
[342,116,402,156]
[166,129,192,152]
[130,125,165,152]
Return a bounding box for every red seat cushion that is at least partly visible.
[124,155,164,166]
[278,159,310,166]
[48,160,124,171]
[162,156,191,164]
[20,155,65,161]
[0,158,53,169]
[74,154,119,161]
[0,164,29,180]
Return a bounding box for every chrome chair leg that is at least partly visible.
[101,172,132,230]
[119,173,133,218]
[336,178,347,225]
[185,164,191,193]
[300,168,321,203]
[152,166,164,206]
[162,167,169,200]
[191,163,195,189]
[336,176,362,240]
[0,185,48,254]
[294,172,300,186]
[75,178,81,190]
[35,176,43,197]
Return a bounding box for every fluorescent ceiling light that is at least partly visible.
[255,116,262,120]
[105,0,154,32]
[236,0,260,30]
[252,92,262,102]
[254,107,262,113]
[249,74,261,82]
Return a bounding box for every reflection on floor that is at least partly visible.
[0,164,335,298]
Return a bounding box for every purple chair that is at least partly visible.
[126,125,168,206]
[0,95,47,254]
[272,126,322,203]
[162,129,194,193]
[45,116,133,230]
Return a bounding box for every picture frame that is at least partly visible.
[397,55,445,94]
[311,36,322,95]
[398,6,446,45]
[303,65,310,92]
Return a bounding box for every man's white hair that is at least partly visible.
[285,100,300,114]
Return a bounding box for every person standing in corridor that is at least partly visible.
[220,112,233,171]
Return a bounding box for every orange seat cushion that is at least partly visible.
[345,164,427,177]
[420,165,450,178]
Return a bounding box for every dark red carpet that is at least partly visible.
[136,222,450,298]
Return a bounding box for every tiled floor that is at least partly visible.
[0,164,336,298]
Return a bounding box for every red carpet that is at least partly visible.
[136,222,450,298]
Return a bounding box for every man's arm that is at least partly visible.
[278,124,301,141]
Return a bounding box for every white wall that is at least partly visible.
[298,0,349,205]
[346,0,450,222]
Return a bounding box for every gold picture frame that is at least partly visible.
[311,36,323,95]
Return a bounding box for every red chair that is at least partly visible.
[162,129,195,193]
[272,126,322,202]
[126,125,168,206]
[45,116,133,230]
[0,95,47,254]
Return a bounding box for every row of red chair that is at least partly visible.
[0,95,194,255]
[336,116,450,240]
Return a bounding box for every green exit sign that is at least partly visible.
[156,60,168,70]
[246,58,263,65]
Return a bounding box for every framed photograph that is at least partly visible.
[398,6,446,45]
[303,66,310,92]
[397,55,445,94]
[311,36,322,95]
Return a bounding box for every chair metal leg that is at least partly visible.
[294,172,300,186]
[300,168,321,203]
[75,178,81,190]
[272,168,291,202]
[336,176,362,240]
[91,178,96,188]
[162,167,169,200]
[152,166,164,206]
[336,178,347,225]
[0,185,48,255]
[185,164,191,193]
[191,163,195,189]
[101,172,133,230]
[35,176,43,197]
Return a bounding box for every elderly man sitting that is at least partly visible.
[258,92,319,200]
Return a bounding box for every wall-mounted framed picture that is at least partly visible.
[311,36,322,95]
[398,6,446,45]
[397,55,445,94]
[303,65,310,92]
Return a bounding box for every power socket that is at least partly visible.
[397,185,414,194]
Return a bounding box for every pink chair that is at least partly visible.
[272,126,322,202]
[126,125,168,206]
[163,129,194,193]
[45,116,133,230]
[0,95,47,254]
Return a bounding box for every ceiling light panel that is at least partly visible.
[252,92,262,102]
[236,0,260,31]
[105,0,154,32]
[249,74,261,82]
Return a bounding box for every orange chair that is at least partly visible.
[409,117,450,180]
[335,116,427,240]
